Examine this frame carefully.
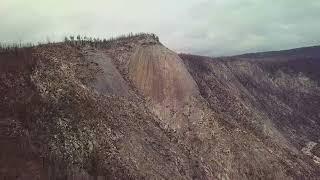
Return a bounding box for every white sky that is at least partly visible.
[1,0,320,56]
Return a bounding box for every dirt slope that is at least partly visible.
[181,53,320,171]
[82,47,129,96]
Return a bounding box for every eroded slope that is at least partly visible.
[181,53,320,170]
[1,35,320,179]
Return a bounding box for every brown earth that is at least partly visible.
[1,34,320,179]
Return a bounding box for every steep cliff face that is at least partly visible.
[1,35,320,179]
[128,44,200,129]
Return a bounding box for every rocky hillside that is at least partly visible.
[1,34,320,179]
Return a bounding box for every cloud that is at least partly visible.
[174,0,320,56]
[0,0,319,56]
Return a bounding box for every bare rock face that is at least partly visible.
[1,35,320,179]
[128,44,200,129]
[129,45,198,103]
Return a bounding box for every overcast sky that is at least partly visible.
[1,0,320,56]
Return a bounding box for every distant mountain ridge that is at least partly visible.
[235,45,320,59]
